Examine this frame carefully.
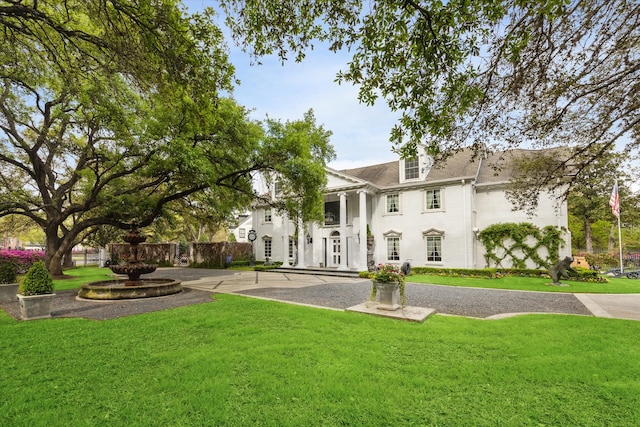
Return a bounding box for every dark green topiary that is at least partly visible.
[0,262,18,284]
[18,261,54,295]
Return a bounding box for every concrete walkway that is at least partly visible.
[146,268,640,322]
[574,293,640,321]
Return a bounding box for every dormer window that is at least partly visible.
[398,146,431,183]
[274,180,282,195]
[404,158,419,180]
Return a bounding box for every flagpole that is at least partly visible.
[610,180,624,273]
[617,211,624,274]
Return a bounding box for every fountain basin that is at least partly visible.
[109,263,158,285]
[78,278,182,300]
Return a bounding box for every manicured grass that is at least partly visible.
[53,267,114,291]
[1,295,639,426]
[408,273,640,294]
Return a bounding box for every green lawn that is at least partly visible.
[408,273,640,293]
[53,266,115,291]
[1,295,639,426]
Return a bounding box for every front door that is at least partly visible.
[330,231,341,267]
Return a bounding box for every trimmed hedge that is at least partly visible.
[253,262,282,271]
[411,266,496,278]
[410,266,608,283]
[190,259,255,269]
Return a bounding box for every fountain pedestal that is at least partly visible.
[109,221,158,286]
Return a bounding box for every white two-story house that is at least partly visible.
[251,147,571,271]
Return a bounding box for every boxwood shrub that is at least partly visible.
[18,261,54,295]
[0,261,18,284]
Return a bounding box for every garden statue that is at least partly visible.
[548,256,577,286]
[401,261,411,276]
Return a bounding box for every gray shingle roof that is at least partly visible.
[340,161,399,187]
[339,149,480,188]
[476,148,569,185]
[338,147,568,189]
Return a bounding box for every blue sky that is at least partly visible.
[226,47,403,171]
[183,1,402,171]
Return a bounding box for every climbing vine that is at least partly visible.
[478,223,566,269]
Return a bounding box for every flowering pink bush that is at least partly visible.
[0,250,45,274]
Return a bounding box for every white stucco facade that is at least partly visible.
[229,213,253,243]
[252,148,571,271]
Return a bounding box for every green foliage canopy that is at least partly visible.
[219,0,640,196]
[0,1,335,275]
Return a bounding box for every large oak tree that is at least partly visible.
[0,1,334,275]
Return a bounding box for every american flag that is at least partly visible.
[609,182,620,218]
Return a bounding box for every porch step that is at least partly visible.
[264,267,362,279]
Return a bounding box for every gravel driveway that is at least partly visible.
[237,281,593,319]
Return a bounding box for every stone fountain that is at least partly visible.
[110,221,158,286]
[78,221,182,300]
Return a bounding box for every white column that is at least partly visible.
[296,217,305,268]
[461,179,469,268]
[338,192,348,270]
[282,212,290,267]
[358,189,368,271]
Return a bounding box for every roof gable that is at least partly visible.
[325,167,369,190]
[340,149,479,188]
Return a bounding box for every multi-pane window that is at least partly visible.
[425,189,441,210]
[239,228,246,238]
[405,158,419,180]
[386,194,400,213]
[274,181,282,195]
[264,208,272,222]
[426,236,442,262]
[387,237,400,261]
[264,238,272,259]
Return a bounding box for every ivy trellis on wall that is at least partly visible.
[478,222,566,269]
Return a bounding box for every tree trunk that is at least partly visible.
[584,220,593,253]
[45,246,64,276]
[44,226,77,276]
[62,247,74,268]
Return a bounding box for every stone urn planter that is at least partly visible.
[17,261,55,320]
[369,264,407,311]
[366,236,374,251]
[17,293,56,320]
[373,280,401,311]
[0,261,19,303]
[0,283,20,303]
